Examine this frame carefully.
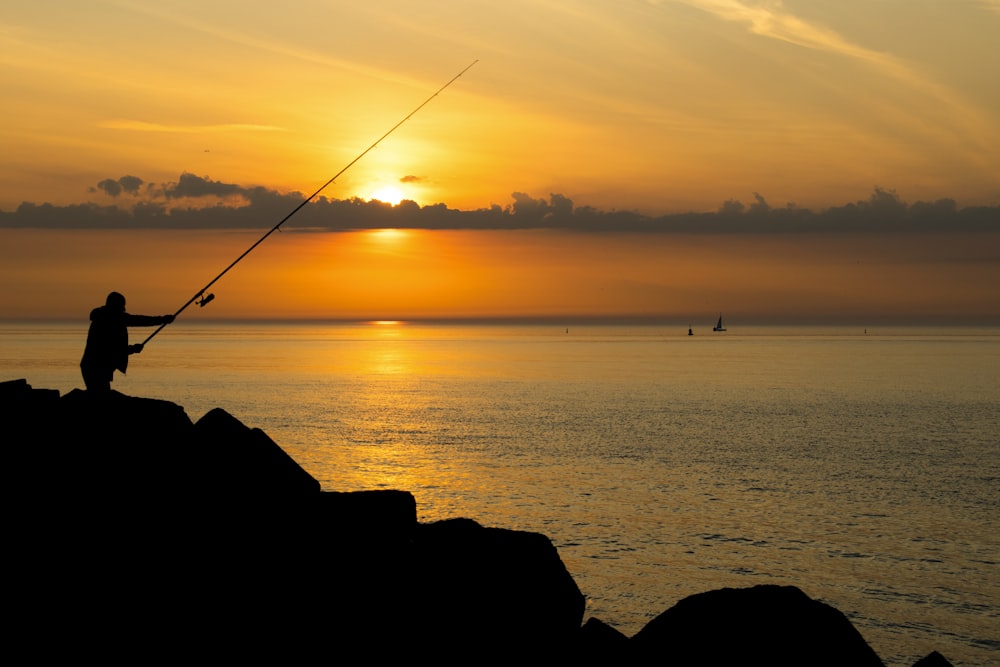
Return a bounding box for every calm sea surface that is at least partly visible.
[2,322,998,666]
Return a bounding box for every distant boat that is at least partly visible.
[713,314,727,332]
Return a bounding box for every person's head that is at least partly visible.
[105,291,126,311]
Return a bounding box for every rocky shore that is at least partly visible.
[3,378,955,665]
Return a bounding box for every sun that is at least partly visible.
[368,185,406,206]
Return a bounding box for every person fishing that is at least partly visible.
[80,291,174,392]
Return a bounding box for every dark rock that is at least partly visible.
[0,377,59,404]
[192,407,320,499]
[631,584,884,666]
[402,517,586,652]
[315,489,417,543]
[7,387,197,505]
[3,382,585,658]
[912,651,954,667]
[574,617,632,662]
[0,377,28,394]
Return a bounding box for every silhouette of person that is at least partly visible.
[80,291,174,392]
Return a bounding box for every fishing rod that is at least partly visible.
[142,59,478,346]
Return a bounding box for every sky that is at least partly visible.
[3,0,999,212]
[1,1,998,323]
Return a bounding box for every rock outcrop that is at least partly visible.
[631,584,884,666]
[1,379,955,665]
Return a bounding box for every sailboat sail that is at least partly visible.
[713,314,726,332]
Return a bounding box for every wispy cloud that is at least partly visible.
[674,0,913,77]
[671,0,1000,167]
[974,0,1000,15]
[99,120,285,133]
[108,0,430,90]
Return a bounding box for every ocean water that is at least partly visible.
[3,321,998,666]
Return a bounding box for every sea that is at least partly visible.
[2,321,997,666]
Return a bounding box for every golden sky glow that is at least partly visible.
[1,1,999,213]
[2,228,997,324]
[1,2,998,324]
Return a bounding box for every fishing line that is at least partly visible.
[142,59,478,346]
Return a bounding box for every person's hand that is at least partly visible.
[130,343,144,354]
[163,314,175,324]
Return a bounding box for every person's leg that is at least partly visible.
[81,363,111,392]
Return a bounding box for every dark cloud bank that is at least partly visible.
[3,172,998,233]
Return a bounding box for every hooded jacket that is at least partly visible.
[80,305,164,376]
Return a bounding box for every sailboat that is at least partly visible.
[713,314,727,332]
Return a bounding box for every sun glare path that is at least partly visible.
[366,319,407,342]
[370,228,408,243]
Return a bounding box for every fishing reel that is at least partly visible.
[197,292,215,307]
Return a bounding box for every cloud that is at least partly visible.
[95,179,123,197]
[163,173,244,199]
[111,0,423,91]
[94,175,145,197]
[667,0,995,132]
[119,175,144,194]
[99,120,284,133]
[675,0,911,75]
[400,175,424,183]
[669,0,1000,170]
[3,173,997,234]
[976,0,1000,15]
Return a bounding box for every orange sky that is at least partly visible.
[1,2,998,324]
[2,228,997,324]
[2,1,999,215]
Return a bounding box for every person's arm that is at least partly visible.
[124,313,175,327]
